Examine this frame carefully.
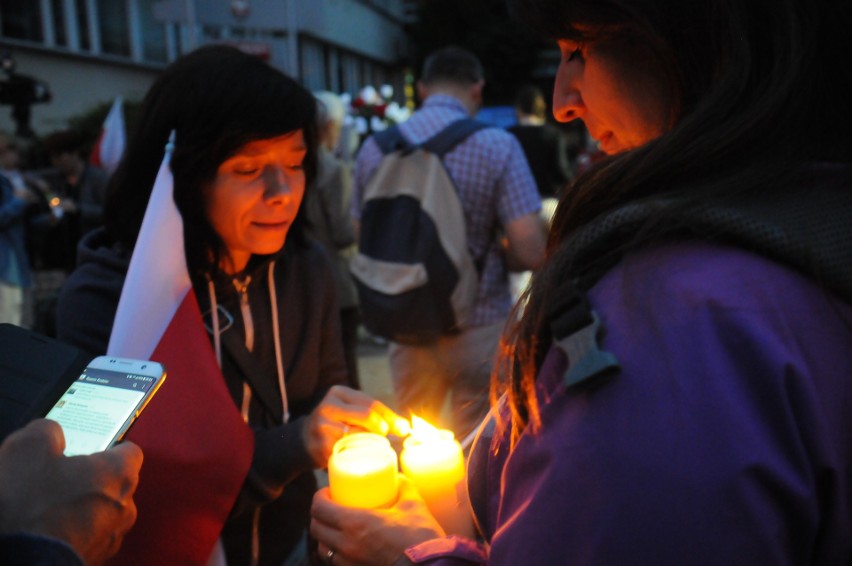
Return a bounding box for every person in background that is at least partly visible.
[0,419,142,566]
[506,84,575,304]
[507,84,574,221]
[310,0,852,563]
[0,132,53,206]
[0,133,37,326]
[41,129,108,273]
[55,45,406,565]
[352,46,546,441]
[303,90,361,389]
[0,132,61,329]
[334,111,361,165]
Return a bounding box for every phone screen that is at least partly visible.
[45,366,159,456]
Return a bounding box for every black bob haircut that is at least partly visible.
[104,44,318,280]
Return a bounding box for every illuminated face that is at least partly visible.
[553,38,671,154]
[206,131,307,274]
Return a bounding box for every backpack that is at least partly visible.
[351,118,489,345]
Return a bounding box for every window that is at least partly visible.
[96,0,130,56]
[75,0,91,51]
[138,0,166,62]
[301,39,324,91]
[50,0,68,46]
[1,1,44,43]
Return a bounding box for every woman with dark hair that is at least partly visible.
[56,45,405,565]
[310,0,852,564]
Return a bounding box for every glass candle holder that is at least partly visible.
[328,432,399,509]
[400,423,473,537]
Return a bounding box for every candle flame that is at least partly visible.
[409,414,451,441]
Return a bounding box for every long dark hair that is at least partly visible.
[501,0,852,443]
[104,44,318,282]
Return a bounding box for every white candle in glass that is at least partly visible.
[400,416,474,538]
[328,432,399,509]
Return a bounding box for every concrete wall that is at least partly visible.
[0,0,410,138]
[193,0,408,64]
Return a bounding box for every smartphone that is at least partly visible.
[44,356,166,456]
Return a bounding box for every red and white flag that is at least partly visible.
[90,96,126,175]
[107,136,253,565]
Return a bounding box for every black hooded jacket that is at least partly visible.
[56,227,348,564]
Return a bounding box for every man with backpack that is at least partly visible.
[351,46,546,441]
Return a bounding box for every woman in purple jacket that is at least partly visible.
[309,0,852,564]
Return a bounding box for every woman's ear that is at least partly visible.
[416,80,429,101]
[469,80,485,110]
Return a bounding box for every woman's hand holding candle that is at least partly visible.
[303,385,409,466]
[311,475,445,566]
[315,412,476,564]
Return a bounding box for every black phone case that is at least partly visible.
[0,323,91,443]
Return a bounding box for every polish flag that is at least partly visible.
[90,97,126,175]
[106,136,253,565]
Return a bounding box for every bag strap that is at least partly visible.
[548,280,620,389]
[425,119,491,274]
[373,119,489,158]
[372,125,410,155]
[421,118,490,157]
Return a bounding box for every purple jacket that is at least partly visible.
[405,242,852,565]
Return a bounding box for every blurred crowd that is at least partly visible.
[1,81,592,338]
[0,129,108,332]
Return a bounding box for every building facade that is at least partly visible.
[0,0,413,137]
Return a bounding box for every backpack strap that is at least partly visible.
[422,119,492,274]
[548,280,620,389]
[421,118,490,157]
[372,125,411,155]
[372,119,488,157]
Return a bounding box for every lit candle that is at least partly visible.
[328,432,399,509]
[400,416,474,538]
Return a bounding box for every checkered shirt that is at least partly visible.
[353,95,541,326]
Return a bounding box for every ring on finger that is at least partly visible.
[325,548,336,564]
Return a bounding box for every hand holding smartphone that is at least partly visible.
[45,356,166,456]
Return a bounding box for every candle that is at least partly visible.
[328,432,399,509]
[400,416,474,538]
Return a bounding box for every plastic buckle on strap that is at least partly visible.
[553,311,620,389]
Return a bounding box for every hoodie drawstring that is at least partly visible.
[268,262,289,423]
[207,261,289,566]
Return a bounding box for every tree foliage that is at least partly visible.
[64,98,143,156]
